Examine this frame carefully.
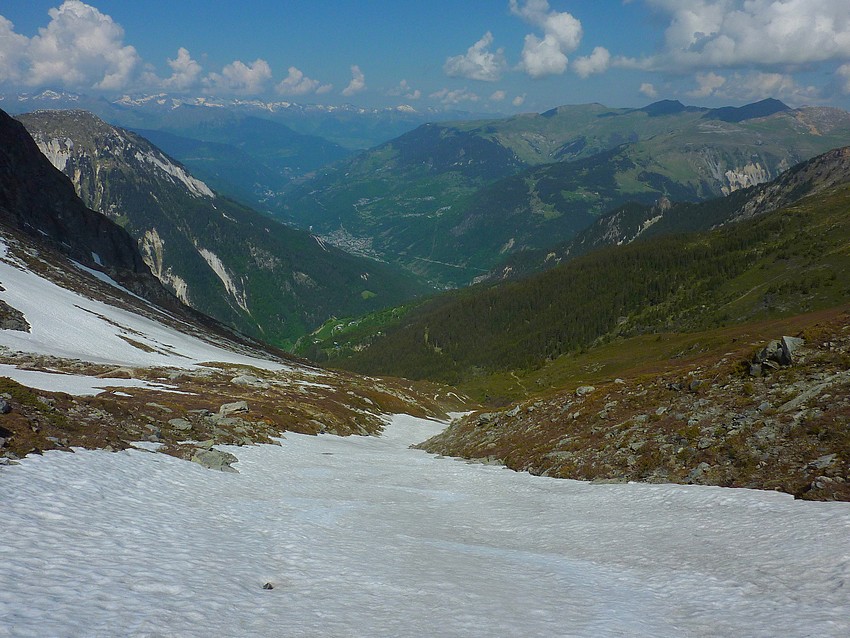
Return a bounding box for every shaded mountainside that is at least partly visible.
[303,148,850,389]
[281,99,850,285]
[18,109,429,347]
[0,109,170,304]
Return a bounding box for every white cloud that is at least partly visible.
[645,0,850,70]
[444,32,507,82]
[163,48,202,91]
[839,63,850,94]
[512,94,526,107]
[315,83,334,95]
[573,46,611,78]
[429,87,480,105]
[204,59,272,94]
[341,65,366,97]
[276,66,324,96]
[510,0,583,77]
[640,82,659,98]
[387,79,421,100]
[0,1,142,90]
[0,16,28,84]
[687,71,726,98]
[687,69,819,104]
[490,89,507,102]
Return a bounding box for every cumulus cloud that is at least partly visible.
[429,87,480,105]
[276,66,330,96]
[163,48,202,91]
[387,79,421,100]
[687,69,819,103]
[640,82,659,98]
[510,0,583,77]
[341,65,366,97]
[490,89,507,101]
[444,32,507,81]
[687,71,726,98]
[204,58,272,94]
[512,94,527,107]
[573,46,611,78]
[645,0,850,70]
[0,1,142,90]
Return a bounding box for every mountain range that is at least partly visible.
[281,99,850,285]
[16,109,427,347]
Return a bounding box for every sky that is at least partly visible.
[2,0,850,114]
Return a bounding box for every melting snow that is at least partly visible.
[1,414,848,637]
[0,363,179,396]
[0,242,284,371]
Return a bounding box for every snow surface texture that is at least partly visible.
[0,364,179,397]
[2,414,849,637]
[0,242,286,372]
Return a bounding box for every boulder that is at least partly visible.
[780,336,804,365]
[167,418,193,432]
[191,448,239,473]
[0,399,11,415]
[219,401,249,417]
[575,385,595,397]
[231,374,270,389]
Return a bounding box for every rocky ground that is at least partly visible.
[418,310,850,501]
[0,353,465,473]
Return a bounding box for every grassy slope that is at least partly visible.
[311,180,850,396]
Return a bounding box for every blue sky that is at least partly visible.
[3,1,850,113]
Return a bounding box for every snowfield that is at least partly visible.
[2,414,849,637]
[0,240,288,372]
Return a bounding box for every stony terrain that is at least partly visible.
[418,309,850,501]
[0,351,461,473]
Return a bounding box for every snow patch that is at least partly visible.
[133,150,215,199]
[197,247,249,313]
[0,243,283,370]
[0,363,179,396]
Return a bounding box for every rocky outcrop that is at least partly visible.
[417,319,850,501]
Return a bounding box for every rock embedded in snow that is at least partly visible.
[191,448,239,473]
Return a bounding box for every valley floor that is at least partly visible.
[2,414,849,637]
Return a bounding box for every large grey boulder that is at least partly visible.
[191,448,239,473]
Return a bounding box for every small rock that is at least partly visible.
[655,406,668,416]
[808,454,837,470]
[748,363,763,377]
[688,379,703,392]
[688,462,712,483]
[219,401,249,417]
[697,437,713,450]
[262,582,274,590]
[757,401,771,412]
[146,402,173,413]
[576,385,595,397]
[0,399,11,415]
[167,418,193,432]
[231,374,270,389]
